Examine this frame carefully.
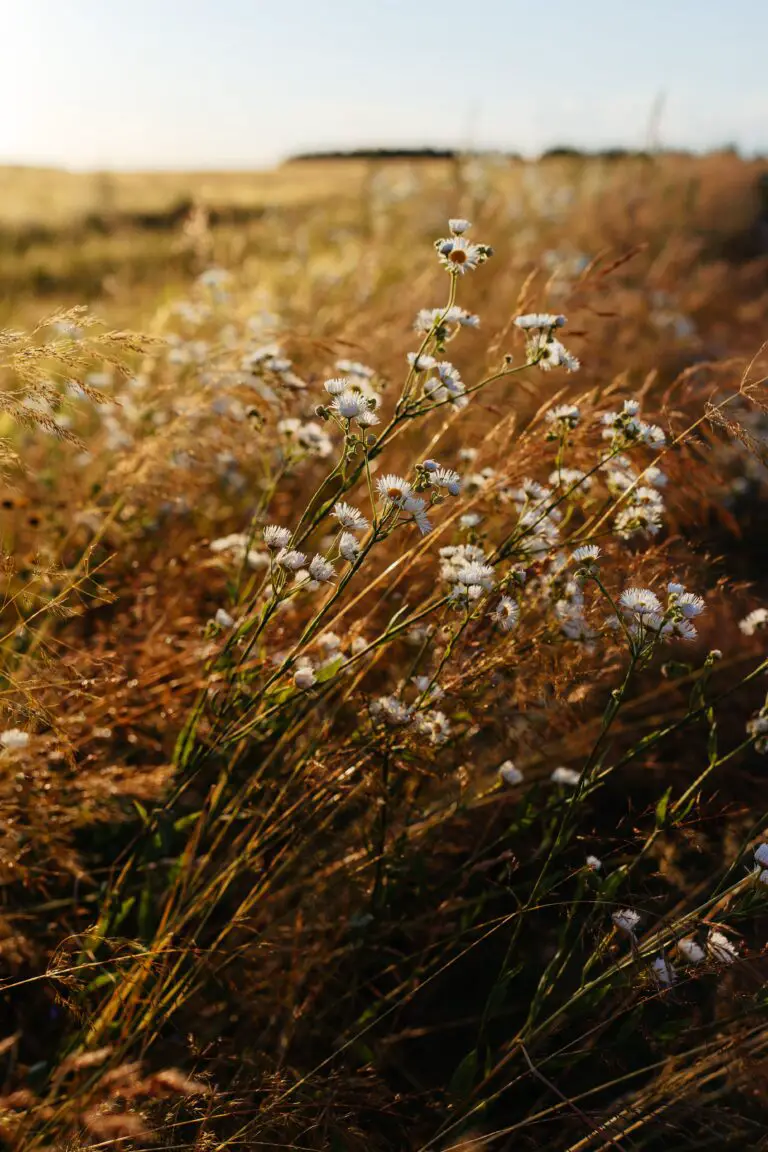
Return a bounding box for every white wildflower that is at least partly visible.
[619,587,663,617]
[332,502,369,532]
[612,908,640,935]
[707,929,738,964]
[586,855,602,871]
[371,695,412,727]
[214,608,235,629]
[308,555,335,583]
[677,937,706,964]
[551,765,581,787]
[276,548,307,571]
[754,843,768,868]
[739,607,768,636]
[339,532,361,562]
[490,596,519,632]
[448,217,472,234]
[324,377,348,396]
[293,661,316,690]
[436,236,489,274]
[499,760,524,786]
[431,467,462,496]
[263,525,292,550]
[407,352,437,372]
[376,474,413,506]
[546,404,581,429]
[651,955,676,987]
[331,390,379,424]
[0,729,29,750]
[572,545,601,564]
[514,313,566,330]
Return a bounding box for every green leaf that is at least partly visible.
[449,1049,478,1102]
[655,787,672,828]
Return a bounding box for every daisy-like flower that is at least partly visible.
[619,587,662,617]
[431,467,462,496]
[294,661,316,690]
[490,596,519,632]
[754,842,768,868]
[671,618,698,641]
[416,709,452,744]
[324,377,348,396]
[514,313,567,330]
[0,728,29,750]
[370,694,412,727]
[422,458,440,472]
[460,513,482,529]
[331,391,378,423]
[214,607,235,629]
[456,561,495,590]
[551,765,581,786]
[414,306,479,334]
[612,908,640,935]
[339,532,361,562]
[407,352,437,372]
[332,502,369,532]
[527,334,580,372]
[572,545,601,564]
[308,555,335,583]
[263,524,292,550]
[403,494,433,535]
[586,855,602,871]
[546,403,581,429]
[448,217,472,234]
[276,548,307,571]
[436,236,489,275]
[678,937,706,964]
[707,929,738,964]
[746,709,768,752]
[499,759,524,786]
[376,474,412,506]
[739,607,768,636]
[652,955,676,987]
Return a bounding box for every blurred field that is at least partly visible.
[2,151,768,1150]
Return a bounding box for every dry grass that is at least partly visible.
[1,151,768,1150]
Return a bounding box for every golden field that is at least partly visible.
[1,151,768,1150]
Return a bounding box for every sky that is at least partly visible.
[1,0,766,170]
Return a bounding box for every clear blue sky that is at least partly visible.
[1,0,766,169]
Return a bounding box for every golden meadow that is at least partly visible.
[1,150,768,1149]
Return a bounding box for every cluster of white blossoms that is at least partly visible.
[241,342,306,391]
[545,403,581,434]
[601,398,666,451]
[414,305,480,343]
[0,728,30,751]
[746,702,768,754]
[325,378,380,428]
[614,581,705,645]
[610,906,738,985]
[439,544,495,605]
[374,473,432,536]
[370,693,451,745]
[602,452,668,539]
[514,313,580,373]
[434,219,493,276]
[277,417,334,461]
[210,533,270,570]
[739,607,768,636]
[406,355,470,409]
